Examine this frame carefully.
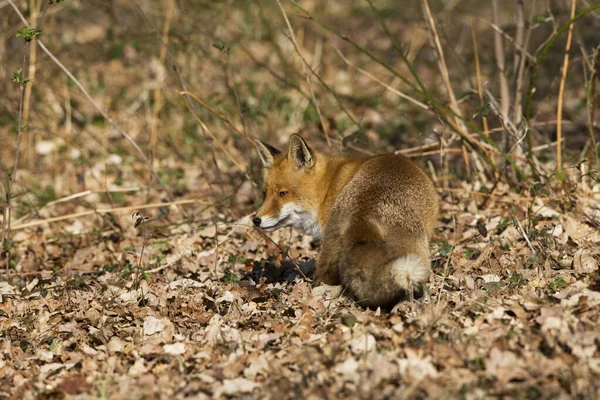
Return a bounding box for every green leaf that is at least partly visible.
[220,270,239,283]
[480,103,490,117]
[496,217,510,234]
[532,182,546,196]
[212,40,229,53]
[509,273,523,287]
[16,26,42,42]
[549,277,567,292]
[73,274,84,289]
[12,68,33,86]
[554,171,566,182]
[151,241,169,250]
[471,357,486,371]
[341,314,357,328]
[20,340,30,353]
[303,104,319,123]
[439,242,453,257]
[464,248,473,259]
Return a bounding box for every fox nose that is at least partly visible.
[252,216,261,227]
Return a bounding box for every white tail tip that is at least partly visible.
[390,254,430,290]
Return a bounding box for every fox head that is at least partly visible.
[253,134,323,238]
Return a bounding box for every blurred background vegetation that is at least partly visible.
[1,0,599,226]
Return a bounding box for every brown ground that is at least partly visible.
[1,1,599,399]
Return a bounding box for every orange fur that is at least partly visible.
[254,135,438,308]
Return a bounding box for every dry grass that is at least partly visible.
[1,0,599,398]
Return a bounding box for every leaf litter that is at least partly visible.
[1,177,599,399]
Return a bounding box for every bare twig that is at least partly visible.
[587,45,600,165]
[133,0,224,196]
[180,91,252,143]
[556,0,577,171]
[470,18,489,135]
[224,49,251,146]
[12,186,146,226]
[513,0,525,76]
[6,0,185,216]
[421,0,465,134]
[180,93,253,182]
[524,1,600,169]
[276,0,331,146]
[492,0,510,121]
[291,0,515,178]
[395,120,573,157]
[23,0,42,167]
[476,17,536,63]
[334,47,428,110]
[255,229,308,281]
[3,22,29,272]
[421,0,470,176]
[513,4,532,129]
[10,198,214,231]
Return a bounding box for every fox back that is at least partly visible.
[254,134,438,308]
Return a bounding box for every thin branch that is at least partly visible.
[421,0,470,176]
[289,0,523,179]
[420,0,465,137]
[492,0,510,121]
[587,45,600,165]
[23,0,41,166]
[276,0,331,146]
[180,90,252,143]
[179,92,253,182]
[556,0,577,171]
[9,198,216,231]
[334,47,428,110]
[149,0,176,166]
[6,0,185,217]
[133,0,223,197]
[470,18,489,136]
[3,33,28,272]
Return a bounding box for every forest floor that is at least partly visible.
[1,0,600,399]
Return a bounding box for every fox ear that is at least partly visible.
[255,140,281,169]
[288,134,314,170]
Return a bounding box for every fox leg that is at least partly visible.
[315,234,342,285]
[314,218,348,285]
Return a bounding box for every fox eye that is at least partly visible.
[279,191,288,198]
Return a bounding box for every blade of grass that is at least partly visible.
[149,0,176,167]
[7,0,185,217]
[276,0,331,147]
[364,0,427,94]
[180,94,253,183]
[421,0,470,177]
[524,1,600,161]
[334,47,428,110]
[289,0,527,180]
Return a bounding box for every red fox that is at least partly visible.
[253,134,438,308]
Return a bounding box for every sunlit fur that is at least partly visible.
[255,134,439,308]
